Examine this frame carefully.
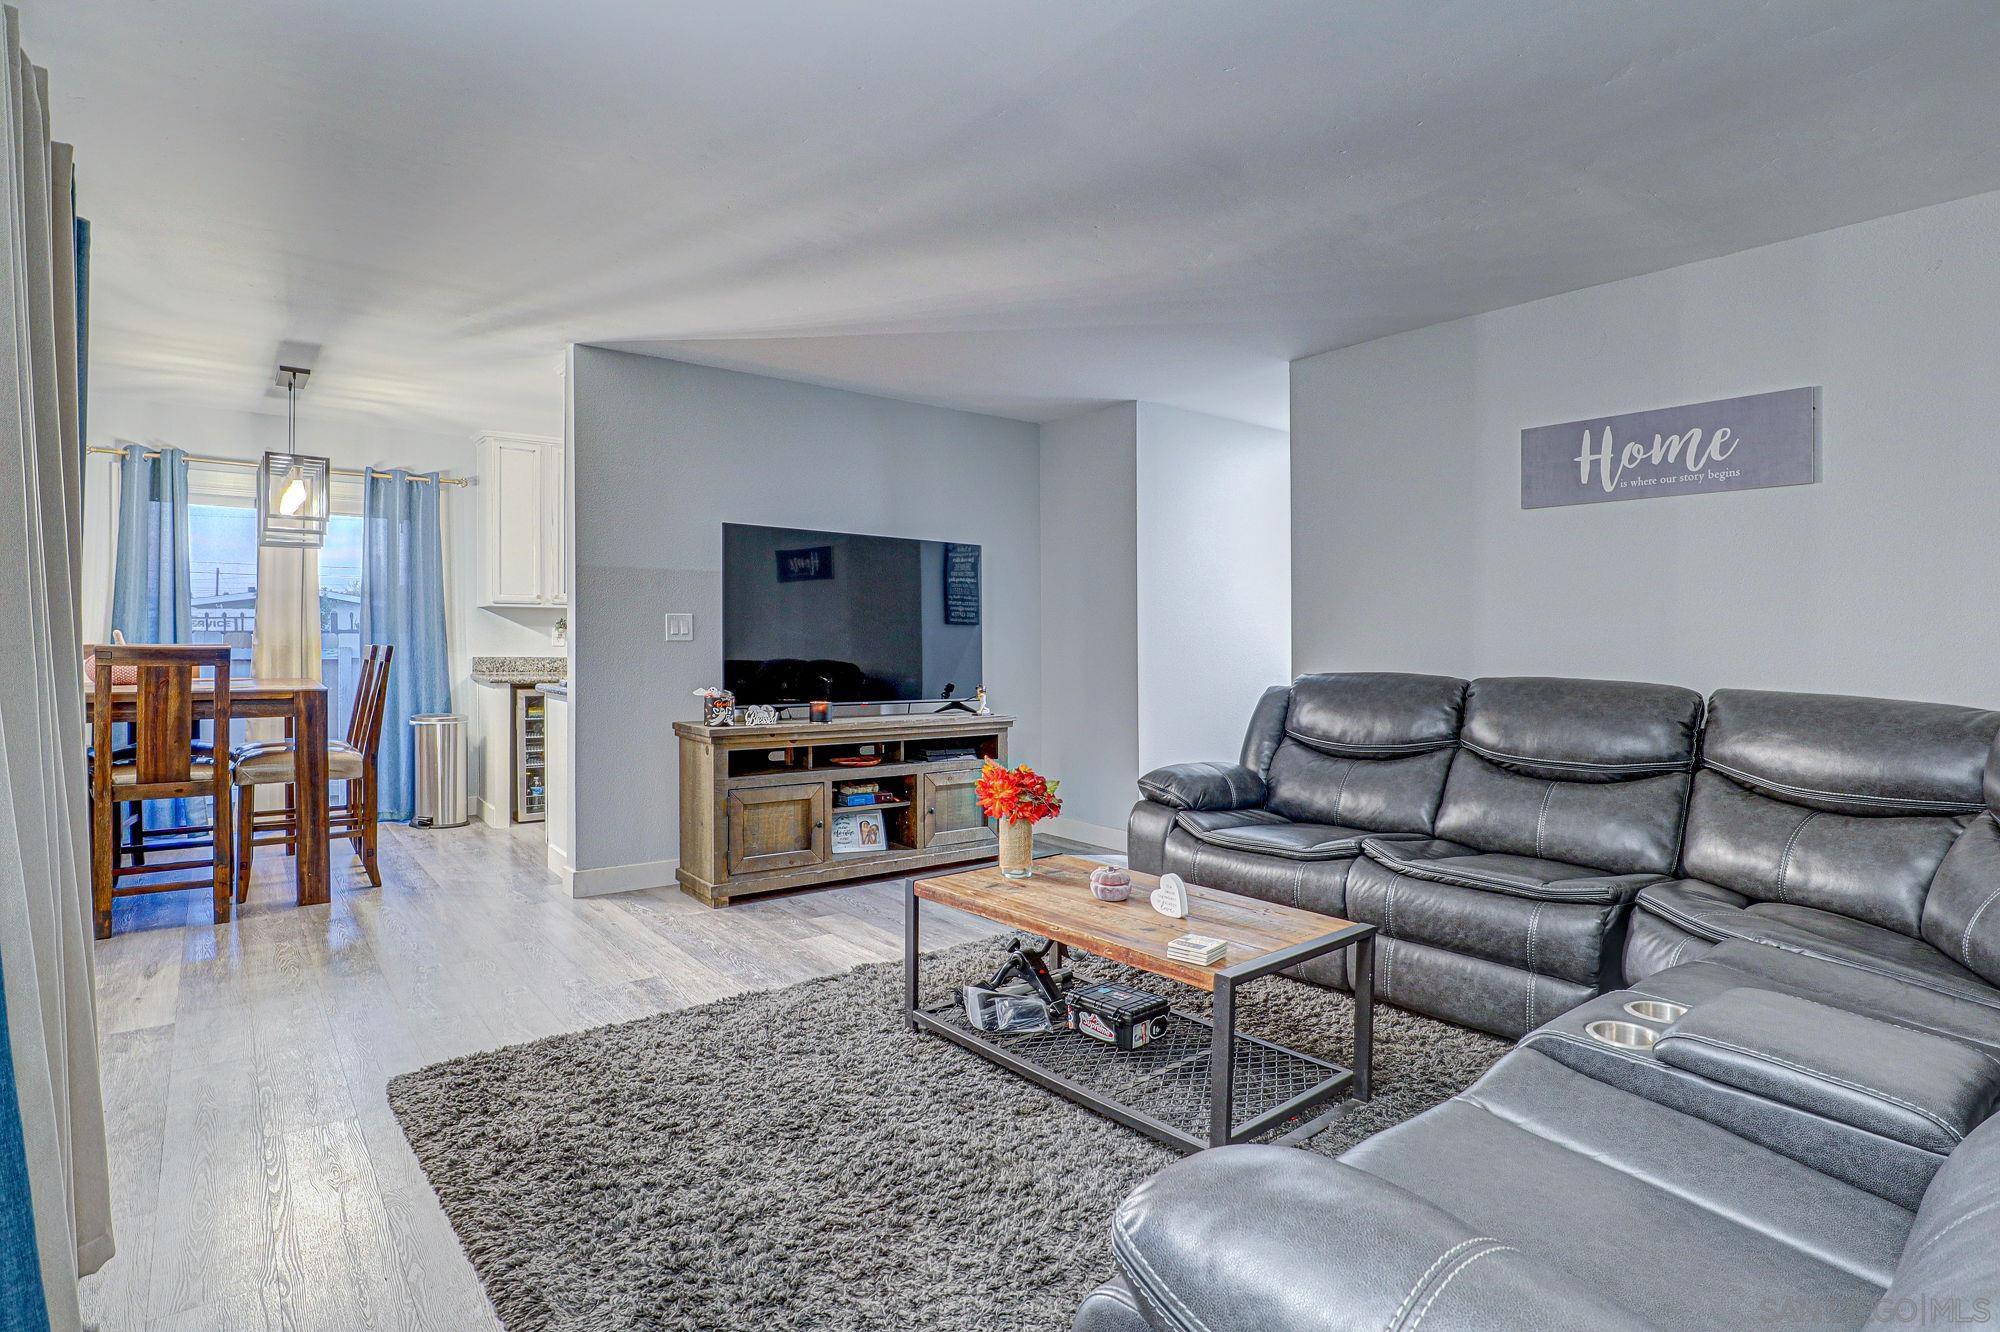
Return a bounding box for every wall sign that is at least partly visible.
[776,545,834,582]
[1521,387,1819,509]
[943,543,981,625]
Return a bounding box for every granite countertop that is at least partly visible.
[470,655,568,685]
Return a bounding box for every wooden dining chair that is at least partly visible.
[233,644,394,898]
[87,644,235,938]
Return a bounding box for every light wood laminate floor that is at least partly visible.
[80,819,1028,1331]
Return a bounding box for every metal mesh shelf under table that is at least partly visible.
[916,998,1354,1152]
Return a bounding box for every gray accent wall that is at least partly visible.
[1290,187,2000,709]
[567,349,1040,882]
[1038,404,1140,841]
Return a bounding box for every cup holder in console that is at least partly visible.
[1623,1000,1689,1023]
[1584,1020,1659,1050]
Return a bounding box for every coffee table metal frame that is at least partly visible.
[902,877,1375,1154]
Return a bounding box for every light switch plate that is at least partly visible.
[663,612,694,642]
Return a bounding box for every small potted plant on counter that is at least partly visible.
[976,761,1062,879]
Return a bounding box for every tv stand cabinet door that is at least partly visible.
[726,783,828,877]
[920,769,995,849]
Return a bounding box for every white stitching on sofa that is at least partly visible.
[1384,1236,1493,1331]
[1403,1243,1515,1330]
[1329,756,1357,824]
[1662,1031,1967,1144]
[1113,1213,1215,1332]
[1958,882,2000,970]
[1533,782,1557,859]
[1524,903,1546,1030]
[1909,1196,2000,1262]
[1383,882,1399,996]
[1774,810,1820,904]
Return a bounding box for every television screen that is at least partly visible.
[722,523,982,705]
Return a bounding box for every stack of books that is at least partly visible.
[1166,933,1228,966]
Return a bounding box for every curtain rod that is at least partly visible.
[86,444,473,486]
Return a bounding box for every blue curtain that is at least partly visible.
[109,444,190,644]
[362,470,452,821]
[108,445,202,830]
[0,954,50,1332]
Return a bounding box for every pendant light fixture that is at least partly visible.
[257,365,331,547]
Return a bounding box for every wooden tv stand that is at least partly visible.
[673,713,1012,906]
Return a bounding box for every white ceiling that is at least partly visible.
[34,0,2000,436]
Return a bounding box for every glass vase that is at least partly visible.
[998,818,1034,878]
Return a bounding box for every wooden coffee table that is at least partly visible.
[904,854,1374,1153]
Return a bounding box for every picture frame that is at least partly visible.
[830,808,887,856]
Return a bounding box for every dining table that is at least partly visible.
[85,675,332,908]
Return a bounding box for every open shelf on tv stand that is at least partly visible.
[672,713,1013,906]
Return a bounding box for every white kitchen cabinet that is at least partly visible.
[477,432,567,607]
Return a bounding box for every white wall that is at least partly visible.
[83,395,560,806]
[1135,403,1290,771]
[566,349,1042,888]
[1291,188,2000,710]
[1037,404,1139,845]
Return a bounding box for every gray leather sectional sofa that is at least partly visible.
[1082,674,2000,1330]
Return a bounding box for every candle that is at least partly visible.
[809,700,830,724]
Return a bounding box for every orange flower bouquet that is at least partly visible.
[977,761,1061,878]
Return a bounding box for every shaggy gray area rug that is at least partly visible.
[389,940,1508,1332]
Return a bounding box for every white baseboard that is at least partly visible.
[476,797,509,830]
[1044,816,1126,853]
[567,856,680,899]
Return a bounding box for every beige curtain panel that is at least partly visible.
[0,7,113,1329]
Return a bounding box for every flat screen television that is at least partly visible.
[722,523,983,706]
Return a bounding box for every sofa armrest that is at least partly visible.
[1136,761,1266,812]
[1111,1146,1650,1332]
[1654,988,2000,1155]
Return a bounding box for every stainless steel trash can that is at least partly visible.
[409,713,468,828]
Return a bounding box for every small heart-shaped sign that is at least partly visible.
[1151,872,1190,919]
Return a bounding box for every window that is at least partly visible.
[187,465,366,736]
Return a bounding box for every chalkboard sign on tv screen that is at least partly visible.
[723,523,983,705]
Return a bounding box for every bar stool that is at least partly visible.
[233,644,393,898]
[86,644,235,938]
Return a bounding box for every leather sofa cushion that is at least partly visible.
[1679,770,1969,936]
[1262,741,1452,834]
[1458,675,1702,783]
[1423,676,1699,876]
[1110,1144,1650,1332]
[1342,1048,1909,1320]
[1922,811,2000,988]
[1637,880,2000,1011]
[1282,671,1465,757]
[1654,988,2000,1156]
[1345,853,1625,991]
[1885,1112,2000,1314]
[1362,836,1660,904]
[1433,753,1689,875]
[1702,688,2000,817]
[1134,761,1265,811]
[1357,933,1596,1039]
[1175,810,1372,861]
